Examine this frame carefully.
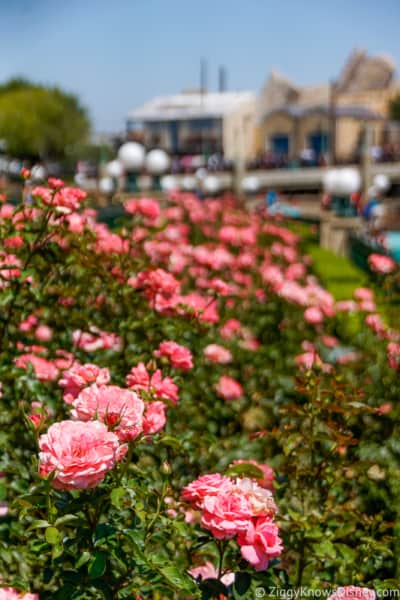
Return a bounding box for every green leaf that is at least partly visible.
[88,551,107,579]
[226,463,264,480]
[314,539,337,559]
[234,572,251,595]
[27,519,50,530]
[75,551,91,569]
[110,487,125,508]
[54,514,80,527]
[160,566,197,592]
[45,526,62,545]
[159,435,182,451]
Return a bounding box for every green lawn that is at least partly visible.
[286,221,366,301]
[305,244,367,300]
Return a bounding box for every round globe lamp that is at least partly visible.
[117,142,145,192]
[145,149,171,190]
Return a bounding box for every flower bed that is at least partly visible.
[0,179,399,598]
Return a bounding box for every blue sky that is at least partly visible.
[0,0,399,132]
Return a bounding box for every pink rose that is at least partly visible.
[354,287,374,302]
[365,314,387,338]
[34,325,53,342]
[132,269,180,300]
[142,401,167,434]
[126,363,179,405]
[201,488,252,538]
[237,517,283,571]
[59,362,111,403]
[321,335,339,348]
[71,384,144,441]
[203,344,232,364]
[15,354,59,381]
[387,342,400,371]
[19,315,38,332]
[124,197,160,222]
[150,370,179,404]
[126,362,150,390]
[215,375,243,401]
[219,319,242,340]
[188,561,234,586]
[304,306,324,324]
[295,352,323,371]
[368,253,396,274]
[335,300,358,312]
[182,473,232,505]
[154,341,193,371]
[39,420,120,490]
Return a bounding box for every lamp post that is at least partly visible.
[99,176,115,199]
[160,175,179,193]
[241,175,260,196]
[145,149,171,191]
[117,142,145,193]
[105,159,124,192]
[323,167,361,216]
[202,174,221,197]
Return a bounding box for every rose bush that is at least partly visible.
[0,177,399,598]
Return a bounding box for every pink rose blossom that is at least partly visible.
[19,315,38,332]
[142,401,167,434]
[28,401,51,429]
[188,561,234,586]
[59,363,110,403]
[215,375,243,400]
[34,325,53,342]
[126,363,179,405]
[368,253,396,274]
[304,306,324,324]
[39,420,120,490]
[124,197,160,222]
[15,354,59,381]
[71,384,144,441]
[203,344,232,364]
[126,362,150,390]
[219,319,242,340]
[150,370,179,404]
[295,352,323,371]
[154,341,193,370]
[354,287,374,302]
[387,342,400,371]
[4,235,24,249]
[182,473,232,504]
[237,517,283,571]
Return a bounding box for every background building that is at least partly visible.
[255,50,400,165]
[126,90,255,160]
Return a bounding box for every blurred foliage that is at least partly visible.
[0,78,90,160]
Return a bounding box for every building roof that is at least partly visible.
[128,91,256,122]
[336,49,395,93]
[257,49,396,122]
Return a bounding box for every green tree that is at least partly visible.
[0,78,90,160]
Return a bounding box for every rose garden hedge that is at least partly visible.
[0,179,399,598]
